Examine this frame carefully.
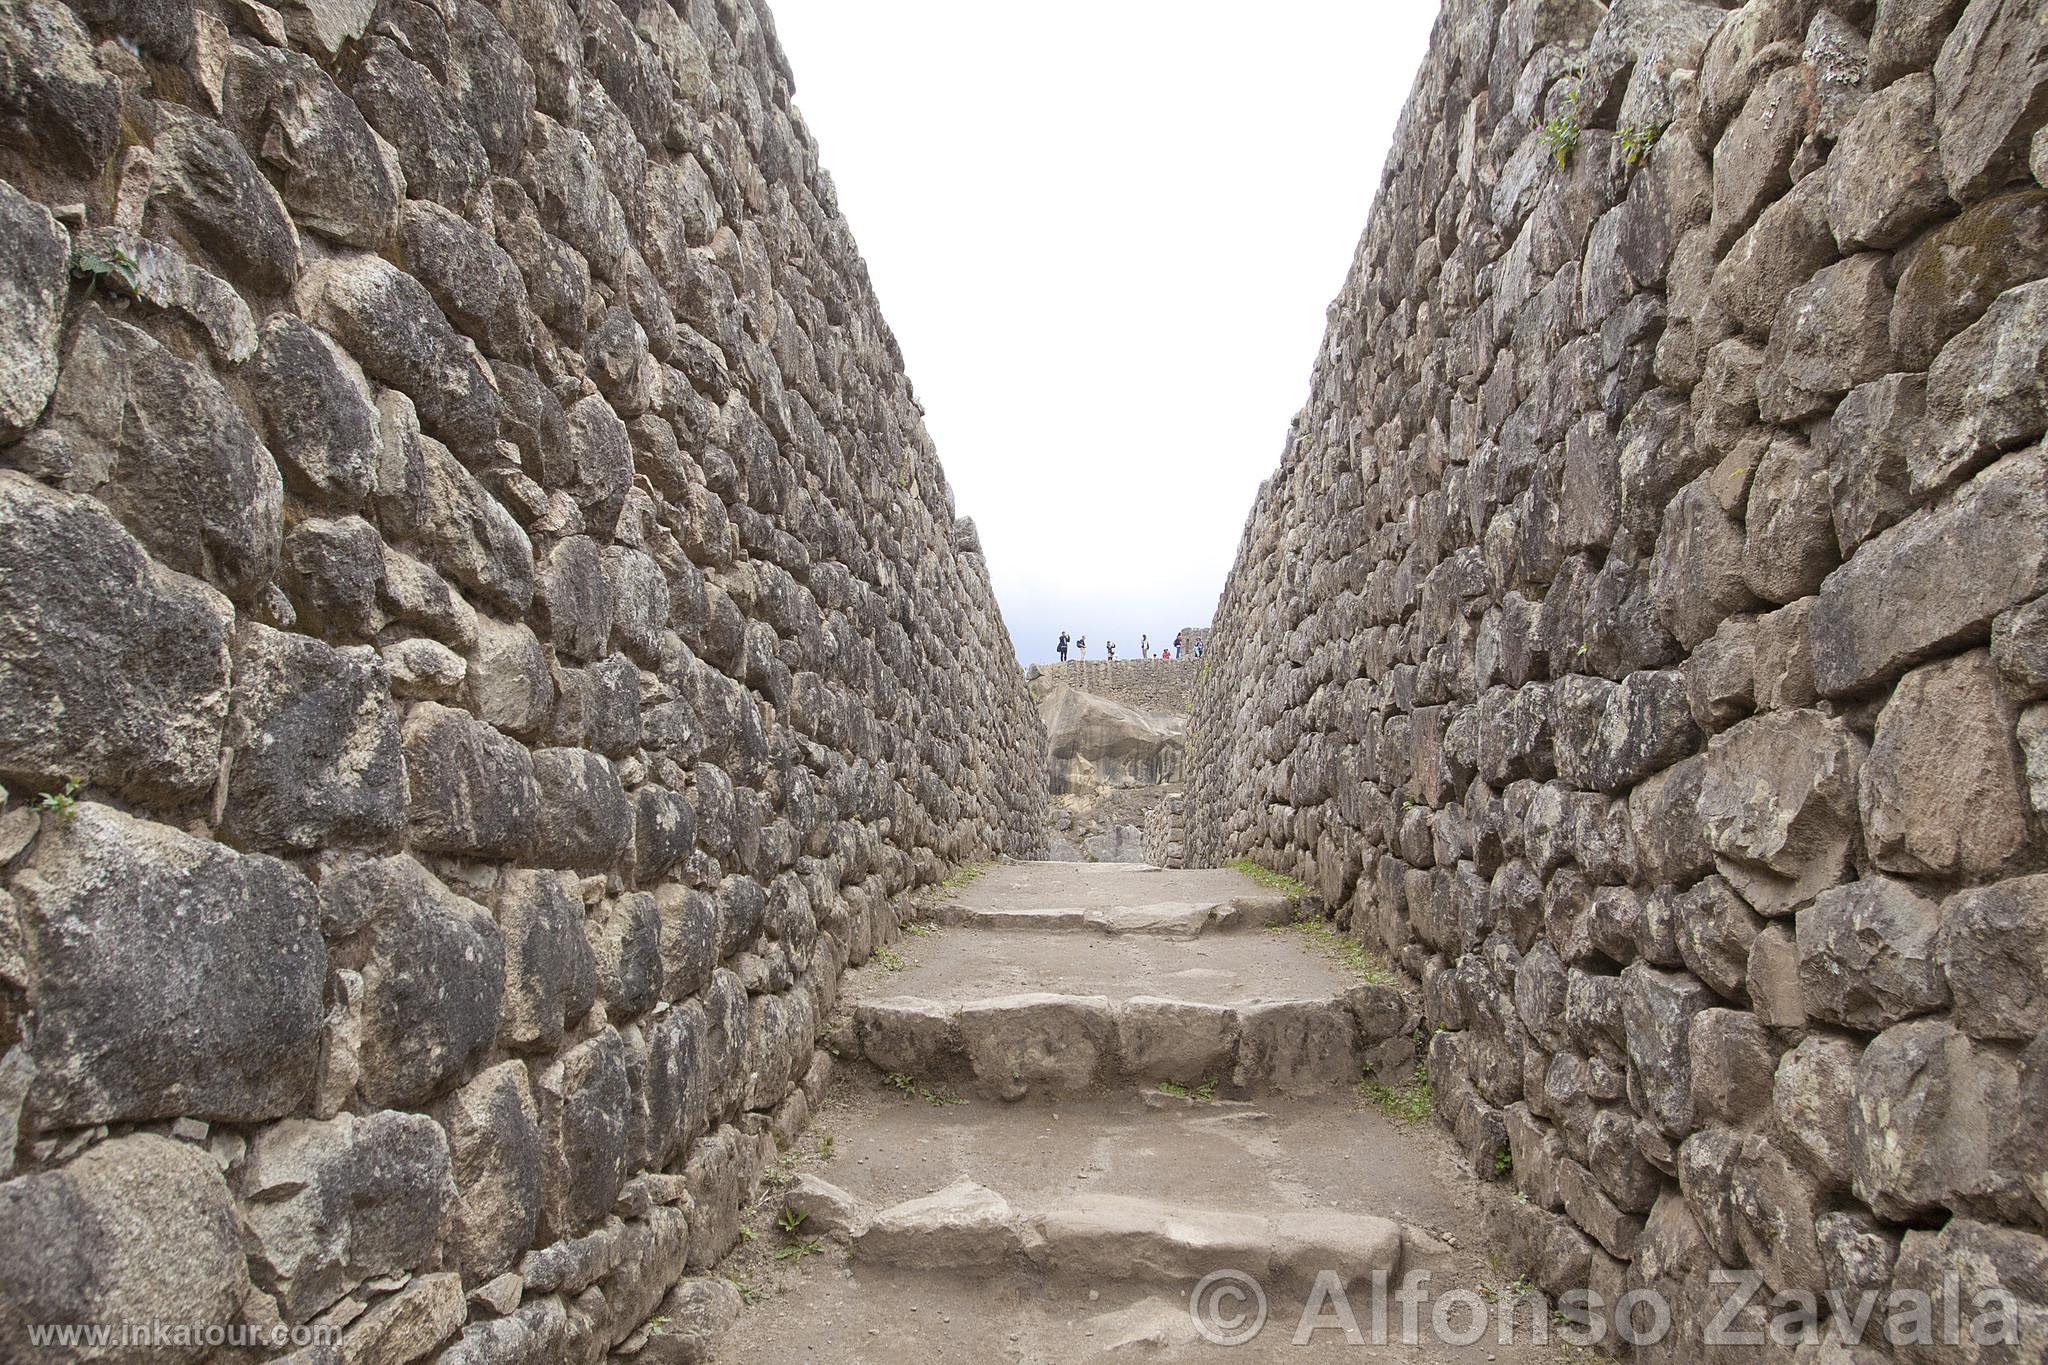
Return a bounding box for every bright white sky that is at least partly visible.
[767,2,1443,664]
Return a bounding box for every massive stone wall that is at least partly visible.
[0,0,1047,1356]
[1191,0,2048,1351]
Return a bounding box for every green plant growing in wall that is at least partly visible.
[1617,121,1666,166]
[1536,69,1585,170]
[35,777,82,821]
[70,245,139,297]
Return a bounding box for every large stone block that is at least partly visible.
[1850,1018,2020,1221]
[10,306,283,603]
[1773,1032,1863,1188]
[247,315,378,504]
[0,181,66,440]
[531,747,633,872]
[323,855,506,1108]
[0,473,234,800]
[1798,876,1950,1030]
[13,804,324,1126]
[537,1028,630,1240]
[1892,191,2048,369]
[1621,962,1716,1137]
[1814,446,2048,697]
[1939,874,2048,1041]
[1827,72,1952,250]
[496,868,597,1051]
[402,702,541,858]
[1924,279,2048,493]
[240,1109,456,1322]
[1696,710,1864,916]
[958,993,1114,1100]
[437,1060,543,1284]
[221,624,406,853]
[1891,1219,2048,1365]
[0,1135,250,1363]
[1860,651,2029,878]
[1933,0,2048,201]
[298,254,504,461]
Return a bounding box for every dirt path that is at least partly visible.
[708,863,1583,1364]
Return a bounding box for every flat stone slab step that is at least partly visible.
[851,917,1363,1007]
[831,1179,1405,1291]
[928,896,1294,939]
[846,988,1416,1099]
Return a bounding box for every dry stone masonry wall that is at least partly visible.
[0,0,1048,1356]
[1190,0,2048,1353]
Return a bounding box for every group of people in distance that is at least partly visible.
[1054,630,1202,664]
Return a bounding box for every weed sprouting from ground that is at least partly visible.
[1269,914,1398,987]
[1156,1077,1219,1102]
[1228,858,1310,896]
[871,945,908,972]
[1360,1062,1435,1124]
[938,862,988,894]
[885,1071,968,1107]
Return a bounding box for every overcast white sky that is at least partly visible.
[767,2,1443,665]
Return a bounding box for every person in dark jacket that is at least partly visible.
[1057,631,1069,663]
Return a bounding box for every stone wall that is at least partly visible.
[1029,658,1199,716]
[1142,791,1187,870]
[1190,0,2048,1351]
[0,0,1048,1356]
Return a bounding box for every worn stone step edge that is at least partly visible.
[789,1178,1405,1290]
[927,895,1296,938]
[842,987,1418,1099]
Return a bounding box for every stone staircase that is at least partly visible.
[695,863,1574,1363]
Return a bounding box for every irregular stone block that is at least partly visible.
[1826,72,1952,250]
[1892,190,2048,369]
[496,868,597,1051]
[0,473,234,800]
[221,623,405,853]
[1114,997,1237,1085]
[1696,710,1864,916]
[325,855,505,1108]
[1939,873,2048,1041]
[856,1180,1033,1272]
[437,1060,542,1285]
[1860,650,2028,878]
[1797,876,1949,1030]
[1814,447,2048,698]
[146,106,303,295]
[531,746,633,873]
[247,315,377,504]
[960,992,1114,1100]
[1773,1032,1862,1188]
[402,702,540,858]
[0,1135,250,1363]
[1621,962,1716,1138]
[1924,279,2048,492]
[1850,1018,2019,1221]
[13,306,283,603]
[0,181,66,440]
[14,804,324,1125]
[536,1028,630,1240]
[240,1109,456,1321]
[297,254,506,465]
[1933,0,2048,201]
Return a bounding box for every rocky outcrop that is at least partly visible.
[1190,0,2048,1352]
[1032,661,1195,864]
[1037,683,1186,797]
[0,0,1046,1357]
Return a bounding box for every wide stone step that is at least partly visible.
[928,894,1294,939]
[845,986,1415,1099]
[828,1179,1406,1292]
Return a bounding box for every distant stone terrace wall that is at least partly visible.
[1143,791,1187,870]
[1031,659,1199,716]
[0,0,1048,1357]
[1191,0,2048,1353]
